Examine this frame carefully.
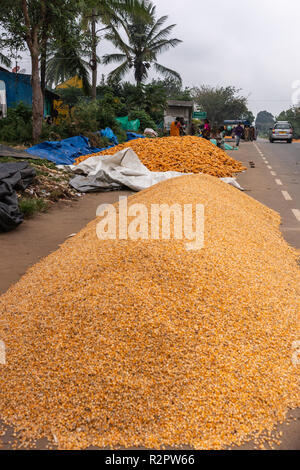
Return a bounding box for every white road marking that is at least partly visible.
[292,209,300,222]
[267,165,272,169]
[282,191,292,201]
[275,179,283,186]
[265,161,269,164]
[271,171,277,176]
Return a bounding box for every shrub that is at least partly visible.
[84,132,110,149]
[19,197,49,217]
[128,109,157,131]
[114,125,127,144]
[0,102,33,144]
[73,99,99,133]
[96,93,123,130]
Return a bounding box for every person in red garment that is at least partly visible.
[203,119,211,139]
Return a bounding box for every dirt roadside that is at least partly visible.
[0,191,132,295]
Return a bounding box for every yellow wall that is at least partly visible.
[56,76,83,90]
[53,76,83,123]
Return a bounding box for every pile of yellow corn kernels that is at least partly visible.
[0,174,299,450]
[75,136,246,177]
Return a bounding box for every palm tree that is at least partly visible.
[102,0,182,85]
[82,0,150,99]
[46,24,92,95]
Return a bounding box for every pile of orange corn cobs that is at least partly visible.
[75,136,246,177]
[0,174,299,450]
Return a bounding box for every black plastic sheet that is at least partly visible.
[0,162,36,232]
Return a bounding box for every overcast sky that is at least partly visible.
[5,0,300,118]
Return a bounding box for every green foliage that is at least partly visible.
[73,99,99,133]
[0,50,11,67]
[103,0,182,85]
[0,103,32,144]
[96,79,167,123]
[56,86,85,117]
[192,85,252,126]
[276,107,300,138]
[242,110,255,125]
[83,132,110,148]
[41,94,127,143]
[19,197,49,217]
[152,78,192,100]
[255,111,275,134]
[41,120,78,141]
[128,109,157,131]
[142,83,167,122]
[114,126,127,143]
[0,0,86,142]
[73,94,127,142]
[96,93,123,130]
[46,22,92,94]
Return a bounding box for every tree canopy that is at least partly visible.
[192,86,252,126]
[255,111,275,134]
[102,0,182,85]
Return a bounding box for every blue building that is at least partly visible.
[0,67,58,117]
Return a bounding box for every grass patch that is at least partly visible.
[0,156,57,170]
[0,156,19,164]
[28,159,57,170]
[19,198,49,218]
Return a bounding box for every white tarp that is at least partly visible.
[61,147,245,193]
[68,148,184,193]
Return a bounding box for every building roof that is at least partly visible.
[45,88,60,99]
[166,100,194,107]
[56,76,83,90]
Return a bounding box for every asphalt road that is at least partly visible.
[233,139,300,249]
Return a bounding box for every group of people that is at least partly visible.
[171,116,257,150]
[243,124,257,142]
[231,123,257,147]
[197,120,226,148]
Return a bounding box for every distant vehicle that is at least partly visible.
[269,121,293,143]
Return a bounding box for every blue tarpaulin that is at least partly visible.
[126,132,146,142]
[100,127,119,145]
[25,129,145,166]
[26,135,114,165]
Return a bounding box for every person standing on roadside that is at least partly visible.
[244,125,250,141]
[213,126,225,149]
[218,126,226,149]
[170,117,181,137]
[203,119,211,140]
[234,122,244,148]
[179,117,186,136]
